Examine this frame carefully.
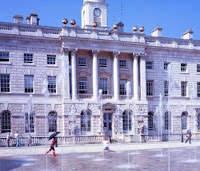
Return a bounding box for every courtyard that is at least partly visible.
[0,142,199,171]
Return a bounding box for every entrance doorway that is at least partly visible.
[103,113,112,137]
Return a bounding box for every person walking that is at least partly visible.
[6,132,11,147]
[45,137,57,157]
[100,136,115,156]
[14,132,21,147]
[185,129,192,144]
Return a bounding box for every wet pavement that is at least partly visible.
[0,146,200,171]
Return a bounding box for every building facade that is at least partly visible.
[0,0,200,142]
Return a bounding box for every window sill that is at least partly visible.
[0,62,12,65]
[180,72,189,74]
[46,65,58,68]
[23,63,36,66]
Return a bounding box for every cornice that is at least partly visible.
[146,45,200,54]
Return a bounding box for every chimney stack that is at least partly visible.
[182,29,193,40]
[26,12,39,25]
[13,15,23,24]
[151,26,162,37]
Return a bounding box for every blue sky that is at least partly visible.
[0,0,200,39]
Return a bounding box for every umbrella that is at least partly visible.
[48,132,60,140]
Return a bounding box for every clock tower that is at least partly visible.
[81,0,108,30]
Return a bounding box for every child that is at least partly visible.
[46,137,57,157]
[101,136,115,156]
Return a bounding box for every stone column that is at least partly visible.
[140,54,147,101]
[62,49,70,99]
[92,50,99,100]
[133,54,139,101]
[113,52,120,100]
[71,49,77,100]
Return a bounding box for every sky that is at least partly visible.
[0,0,200,39]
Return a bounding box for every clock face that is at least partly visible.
[94,8,101,17]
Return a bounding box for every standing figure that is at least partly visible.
[46,137,57,157]
[138,121,146,143]
[28,134,32,146]
[100,136,115,156]
[185,129,192,144]
[6,132,11,147]
[14,132,21,147]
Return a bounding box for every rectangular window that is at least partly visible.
[78,77,87,94]
[0,52,9,62]
[100,78,108,94]
[164,81,169,96]
[197,64,200,72]
[99,59,107,67]
[48,76,56,93]
[181,81,187,96]
[24,53,33,63]
[0,74,10,92]
[78,58,87,66]
[47,55,56,65]
[146,61,154,70]
[24,75,34,93]
[181,63,187,72]
[164,62,170,70]
[119,60,127,68]
[197,82,200,97]
[120,79,127,95]
[147,80,154,96]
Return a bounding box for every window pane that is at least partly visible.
[120,79,127,95]
[25,112,34,133]
[81,110,91,135]
[48,112,57,132]
[100,78,108,94]
[119,60,127,68]
[197,82,200,97]
[123,110,132,131]
[164,81,169,96]
[48,76,56,93]
[24,53,33,63]
[78,58,87,66]
[0,52,9,62]
[47,55,56,65]
[147,80,154,96]
[181,81,187,96]
[99,59,107,67]
[197,64,200,72]
[78,77,87,94]
[181,63,187,72]
[164,62,170,70]
[146,61,153,70]
[1,111,11,133]
[148,113,154,130]
[24,75,33,93]
[0,74,10,92]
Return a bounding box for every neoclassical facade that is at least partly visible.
[0,0,200,142]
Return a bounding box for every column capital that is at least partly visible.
[92,50,99,55]
[113,51,120,57]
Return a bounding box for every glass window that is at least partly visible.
[148,112,154,130]
[197,64,200,72]
[24,75,33,93]
[181,81,187,97]
[181,112,187,130]
[100,78,108,94]
[25,112,34,133]
[81,110,91,135]
[119,60,127,68]
[197,82,200,97]
[120,79,127,95]
[24,53,33,63]
[164,81,169,96]
[198,113,200,130]
[181,63,187,72]
[123,110,132,131]
[47,55,56,65]
[78,77,87,94]
[48,112,57,132]
[78,58,87,66]
[147,80,154,96]
[99,59,107,67]
[0,52,9,62]
[0,74,10,93]
[164,62,170,70]
[164,112,170,130]
[48,76,56,93]
[146,61,154,70]
[1,111,11,133]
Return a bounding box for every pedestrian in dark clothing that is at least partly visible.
[45,137,57,157]
[185,129,192,144]
[6,132,11,147]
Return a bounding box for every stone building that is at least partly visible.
[0,0,200,142]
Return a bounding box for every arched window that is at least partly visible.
[48,112,57,132]
[25,112,34,133]
[164,112,170,130]
[181,112,188,130]
[123,110,132,131]
[81,110,91,135]
[198,113,200,130]
[148,112,154,130]
[1,110,11,133]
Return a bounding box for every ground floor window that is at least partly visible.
[148,112,154,130]
[123,110,132,132]
[48,112,57,132]
[25,112,34,133]
[1,110,11,133]
[81,110,91,135]
[181,112,188,130]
